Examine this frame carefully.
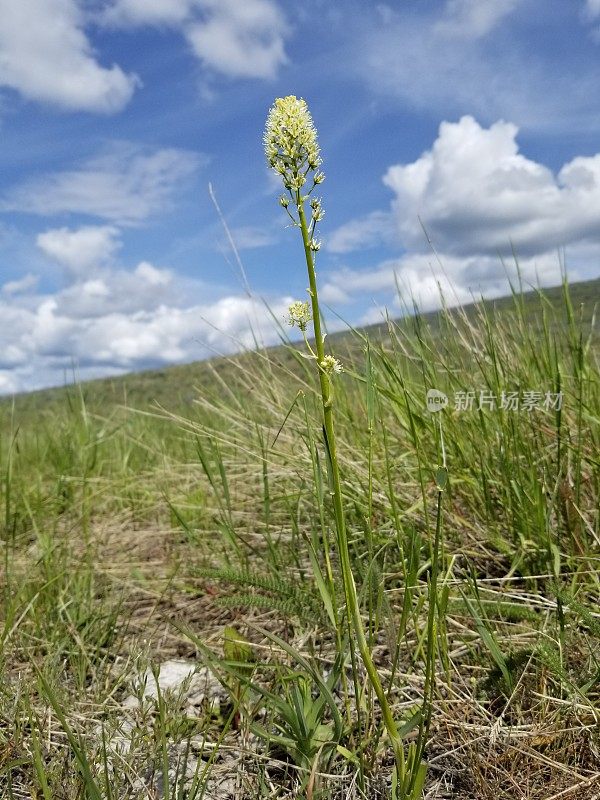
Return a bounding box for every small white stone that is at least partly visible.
[139,659,198,699]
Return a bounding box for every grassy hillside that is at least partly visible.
[5,275,599,418]
[0,277,598,799]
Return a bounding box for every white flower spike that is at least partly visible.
[264,96,323,193]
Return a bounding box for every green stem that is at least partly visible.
[413,483,443,781]
[296,196,405,773]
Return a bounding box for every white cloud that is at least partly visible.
[37,225,121,275]
[103,0,196,26]
[0,236,293,393]
[226,226,276,250]
[2,273,39,296]
[69,294,286,366]
[134,261,172,285]
[186,0,288,79]
[52,261,178,319]
[0,283,292,393]
[0,372,19,394]
[382,116,600,258]
[357,0,600,131]
[321,251,570,311]
[321,115,600,313]
[435,0,522,39]
[103,0,288,80]
[3,143,203,224]
[321,261,399,304]
[586,0,600,18]
[357,305,389,327]
[327,211,394,254]
[0,0,138,112]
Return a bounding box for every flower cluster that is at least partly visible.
[320,355,343,375]
[287,300,312,332]
[264,96,323,192]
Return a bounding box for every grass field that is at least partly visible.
[0,275,599,799]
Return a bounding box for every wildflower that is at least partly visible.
[263,94,412,789]
[287,300,312,331]
[279,195,290,208]
[320,355,343,375]
[310,197,325,222]
[264,96,322,191]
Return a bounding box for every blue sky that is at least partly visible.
[1,0,600,393]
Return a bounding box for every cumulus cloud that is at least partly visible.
[134,261,172,285]
[329,116,600,262]
[3,143,203,224]
[323,116,600,310]
[0,0,287,114]
[51,264,174,319]
[0,285,292,393]
[0,0,138,112]
[37,225,121,275]
[320,251,568,312]
[103,0,288,80]
[186,0,288,79]
[0,238,291,393]
[382,116,600,258]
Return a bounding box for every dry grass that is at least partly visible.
[0,278,598,798]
